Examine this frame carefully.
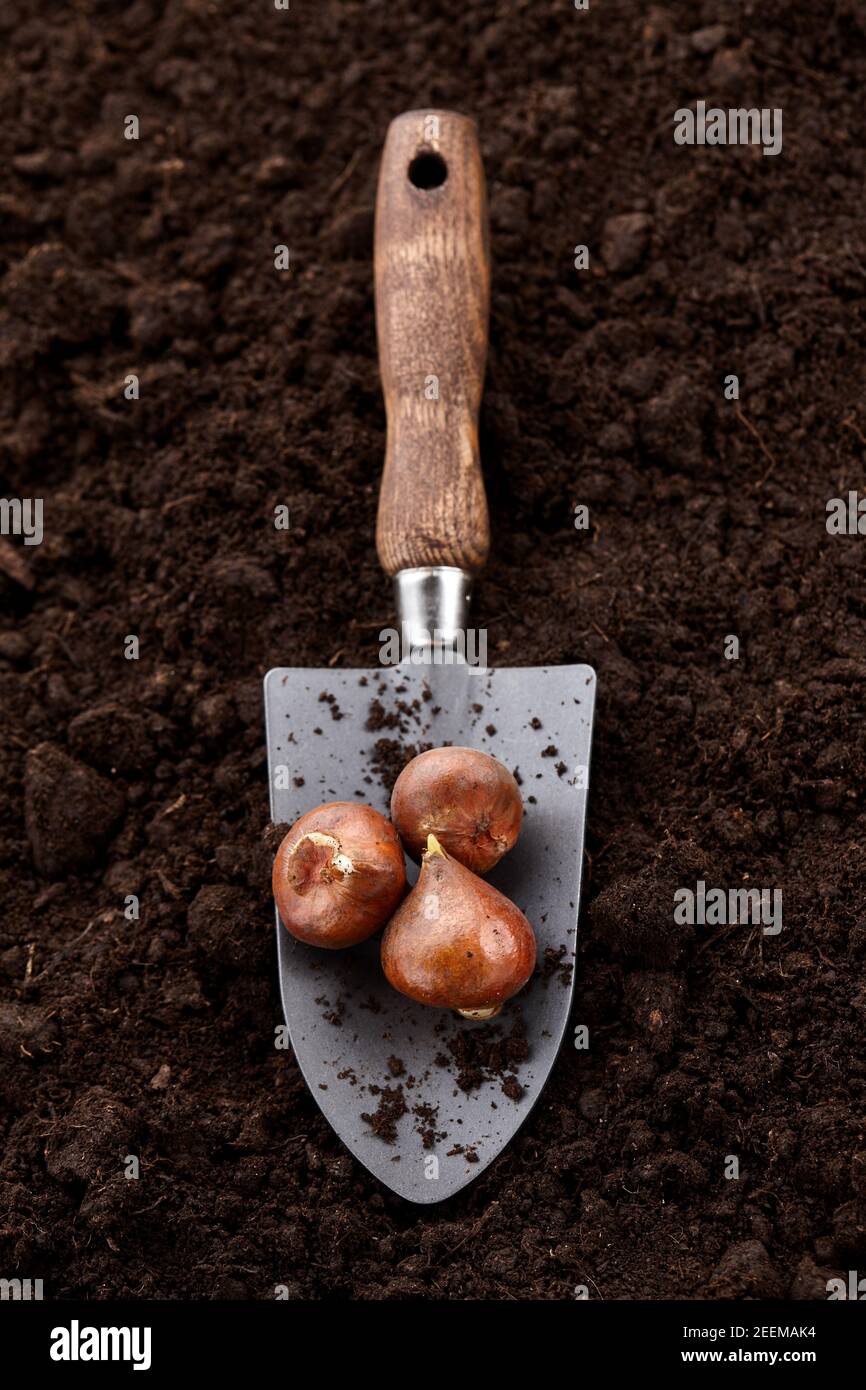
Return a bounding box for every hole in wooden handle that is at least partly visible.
[408,151,447,190]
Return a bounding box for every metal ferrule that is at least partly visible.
[393,566,472,655]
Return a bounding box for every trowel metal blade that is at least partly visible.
[263,660,595,1203]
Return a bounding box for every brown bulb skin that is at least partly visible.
[391,746,523,875]
[381,837,536,1013]
[273,802,406,949]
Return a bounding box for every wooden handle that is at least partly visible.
[375,110,490,577]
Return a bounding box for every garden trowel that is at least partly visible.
[264,110,596,1203]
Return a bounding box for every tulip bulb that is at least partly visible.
[381,834,536,1016]
[273,801,406,949]
[390,746,523,875]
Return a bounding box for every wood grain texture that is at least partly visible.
[375,110,490,576]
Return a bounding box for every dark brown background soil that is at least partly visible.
[1,0,865,1300]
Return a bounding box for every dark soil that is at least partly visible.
[1,0,865,1300]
